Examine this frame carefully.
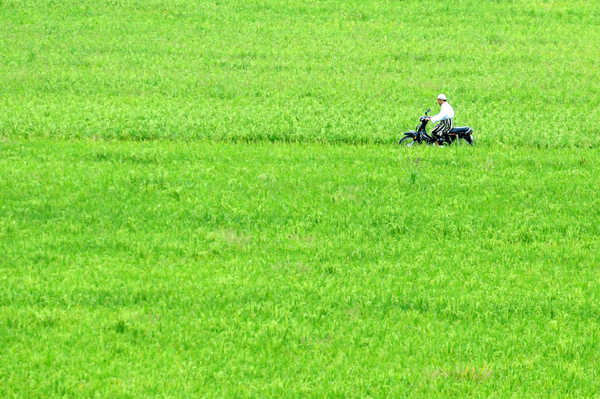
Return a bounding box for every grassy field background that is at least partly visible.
[2,0,600,397]
[1,0,599,146]
[2,140,600,397]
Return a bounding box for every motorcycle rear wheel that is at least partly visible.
[399,136,417,147]
[459,136,475,146]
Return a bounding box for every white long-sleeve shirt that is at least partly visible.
[430,102,455,123]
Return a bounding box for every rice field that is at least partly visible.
[1,0,600,397]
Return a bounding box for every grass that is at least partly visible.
[2,0,600,396]
[1,0,599,146]
[1,139,600,397]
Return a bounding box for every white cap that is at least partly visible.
[437,94,447,101]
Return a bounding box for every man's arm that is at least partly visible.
[428,111,443,123]
[427,104,448,122]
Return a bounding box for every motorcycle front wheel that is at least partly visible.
[398,136,417,147]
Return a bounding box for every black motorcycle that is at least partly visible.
[398,108,475,147]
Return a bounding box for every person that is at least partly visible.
[426,94,454,147]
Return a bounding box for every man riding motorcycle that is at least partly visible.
[425,94,454,147]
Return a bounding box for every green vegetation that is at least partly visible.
[2,140,600,397]
[1,0,599,146]
[2,0,600,397]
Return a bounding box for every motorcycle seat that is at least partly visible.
[449,126,472,134]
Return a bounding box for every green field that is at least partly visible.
[2,0,600,146]
[2,0,600,397]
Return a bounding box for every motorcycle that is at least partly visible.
[398,108,475,147]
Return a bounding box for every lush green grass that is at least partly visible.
[2,0,600,397]
[1,0,599,146]
[1,139,600,397]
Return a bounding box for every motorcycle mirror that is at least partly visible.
[426,108,431,114]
